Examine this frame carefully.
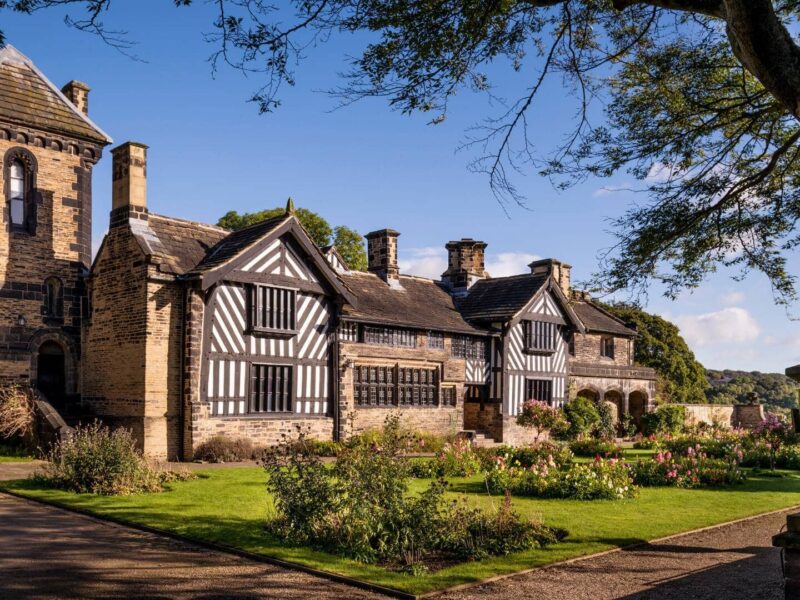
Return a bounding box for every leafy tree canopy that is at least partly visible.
[10,1,800,303]
[217,206,367,271]
[707,369,798,412]
[603,303,708,404]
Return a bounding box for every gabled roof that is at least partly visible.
[143,214,229,275]
[0,44,112,144]
[340,272,488,335]
[572,300,638,337]
[458,274,549,321]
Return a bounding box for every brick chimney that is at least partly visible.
[365,229,400,286]
[110,142,149,228]
[529,258,571,296]
[441,238,488,296]
[61,80,90,115]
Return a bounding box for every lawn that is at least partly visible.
[0,444,33,462]
[3,464,800,596]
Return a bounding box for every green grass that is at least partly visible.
[3,465,800,595]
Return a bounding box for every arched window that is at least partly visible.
[43,277,63,319]
[8,159,25,226]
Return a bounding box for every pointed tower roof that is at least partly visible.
[0,44,112,144]
[285,196,296,215]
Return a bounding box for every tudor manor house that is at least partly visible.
[0,45,656,460]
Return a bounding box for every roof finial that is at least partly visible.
[285,196,296,216]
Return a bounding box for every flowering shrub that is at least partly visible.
[751,414,795,471]
[663,430,746,459]
[410,437,484,478]
[632,434,663,450]
[568,439,622,458]
[485,454,635,500]
[630,447,745,488]
[492,442,574,470]
[516,400,567,441]
[741,442,800,470]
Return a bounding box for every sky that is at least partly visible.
[3,2,799,373]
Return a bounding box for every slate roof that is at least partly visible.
[572,301,637,337]
[144,214,229,275]
[185,215,289,276]
[0,45,111,144]
[340,272,488,335]
[457,274,549,322]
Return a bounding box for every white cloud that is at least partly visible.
[672,307,761,348]
[398,247,447,279]
[399,248,540,279]
[720,291,745,306]
[486,252,541,277]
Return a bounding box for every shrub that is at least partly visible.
[633,435,662,450]
[485,454,635,500]
[751,414,795,471]
[193,435,256,463]
[593,401,617,440]
[409,437,483,478]
[516,400,567,442]
[490,442,573,470]
[630,448,745,488]
[0,385,36,442]
[569,439,622,458]
[642,405,686,436]
[663,431,744,459]
[563,397,601,440]
[620,414,638,439]
[263,414,564,568]
[36,422,193,495]
[303,438,343,457]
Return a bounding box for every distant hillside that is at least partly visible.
[706,369,798,412]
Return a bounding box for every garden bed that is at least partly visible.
[3,463,800,596]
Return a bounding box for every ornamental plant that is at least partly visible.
[562,397,601,440]
[516,400,567,442]
[409,437,484,478]
[751,414,795,472]
[630,447,745,488]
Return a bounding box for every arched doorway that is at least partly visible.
[629,391,648,433]
[576,388,600,402]
[603,390,623,426]
[36,341,66,409]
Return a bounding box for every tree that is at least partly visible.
[603,303,708,404]
[217,206,367,271]
[10,1,800,303]
[707,369,799,412]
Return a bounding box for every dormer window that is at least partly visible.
[248,285,297,334]
[8,159,25,227]
[523,320,556,353]
[601,336,615,359]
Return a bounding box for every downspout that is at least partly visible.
[178,283,187,461]
[331,298,342,442]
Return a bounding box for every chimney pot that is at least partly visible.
[365,229,400,284]
[61,80,91,115]
[441,238,488,294]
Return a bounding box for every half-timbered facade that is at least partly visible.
[0,44,656,459]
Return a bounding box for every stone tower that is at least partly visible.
[0,44,111,405]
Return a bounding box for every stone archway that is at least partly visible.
[603,389,624,426]
[576,387,600,402]
[629,390,648,433]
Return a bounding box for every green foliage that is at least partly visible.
[562,397,600,440]
[262,415,562,567]
[707,369,798,413]
[568,439,622,458]
[630,449,745,488]
[217,206,367,271]
[485,455,635,501]
[642,405,686,436]
[602,304,707,404]
[516,400,567,442]
[594,401,617,441]
[193,435,257,463]
[35,422,194,495]
[489,442,574,471]
[409,438,484,478]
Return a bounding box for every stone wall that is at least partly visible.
[572,332,633,367]
[338,334,466,439]
[681,404,735,428]
[463,402,502,440]
[81,225,148,445]
[0,132,100,385]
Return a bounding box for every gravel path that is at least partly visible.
[0,493,385,600]
[439,508,793,600]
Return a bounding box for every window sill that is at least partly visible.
[212,412,331,420]
[249,328,298,339]
[524,349,556,356]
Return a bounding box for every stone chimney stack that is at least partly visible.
[110,142,149,228]
[441,238,488,296]
[365,229,400,285]
[61,80,90,115]
[529,258,571,296]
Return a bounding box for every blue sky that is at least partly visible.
[3,3,799,373]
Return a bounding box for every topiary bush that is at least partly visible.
[563,397,601,440]
[642,404,686,436]
[193,435,256,463]
[36,421,193,495]
[593,401,617,440]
